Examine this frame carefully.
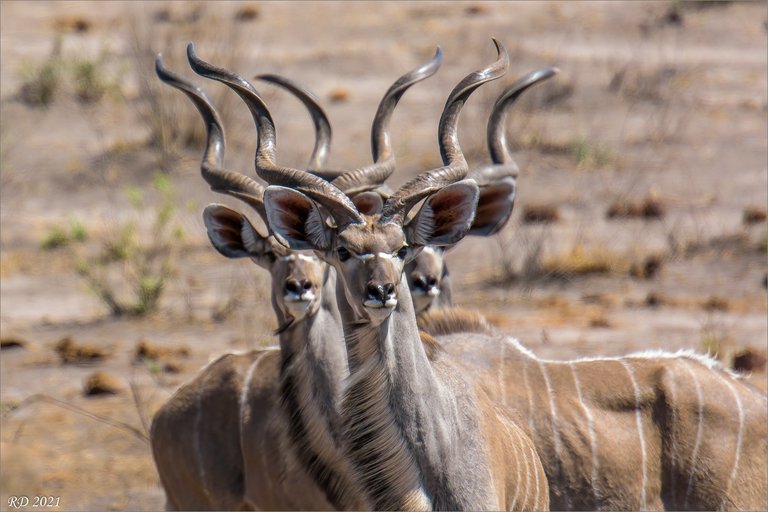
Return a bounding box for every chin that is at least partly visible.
[285,300,312,318]
[363,302,396,323]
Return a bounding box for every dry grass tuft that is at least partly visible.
[134,339,189,374]
[83,371,122,396]
[328,86,351,103]
[581,293,619,307]
[588,314,611,328]
[702,296,730,312]
[160,360,184,374]
[644,292,666,308]
[1,337,27,350]
[542,244,626,278]
[731,348,767,374]
[53,15,92,33]
[234,5,260,22]
[55,337,109,364]
[464,4,490,16]
[606,196,666,220]
[126,4,248,170]
[522,204,560,224]
[743,206,767,225]
[608,64,682,105]
[133,339,189,362]
[629,254,664,279]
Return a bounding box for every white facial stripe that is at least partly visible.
[350,252,402,261]
[279,253,317,263]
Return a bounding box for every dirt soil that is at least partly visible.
[1,1,766,510]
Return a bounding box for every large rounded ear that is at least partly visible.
[351,191,384,215]
[203,204,272,264]
[262,186,333,251]
[404,180,479,247]
[468,177,516,237]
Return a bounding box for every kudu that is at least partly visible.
[151,44,453,510]
[407,66,559,314]
[418,305,768,510]
[152,53,343,510]
[256,66,558,316]
[244,38,548,510]
[245,48,768,512]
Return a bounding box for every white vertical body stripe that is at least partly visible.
[499,339,507,407]
[666,365,679,506]
[539,361,570,508]
[530,444,540,511]
[716,374,745,511]
[240,353,269,426]
[504,415,521,510]
[620,360,647,510]
[682,361,705,509]
[522,358,536,436]
[570,362,601,508]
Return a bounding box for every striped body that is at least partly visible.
[434,323,768,511]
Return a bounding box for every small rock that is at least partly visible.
[732,349,767,374]
[522,204,560,224]
[55,337,107,364]
[83,371,122,396]
[1,337,26,350]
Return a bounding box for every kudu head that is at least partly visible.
[154,55,327,327]
[202,204,327,326]
[185,40,508,323]
[406,65,559,313]
[157,42,444,325]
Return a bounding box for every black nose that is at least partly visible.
[367,283,395,302]
[413,275,437,291]
[285,279,309,295]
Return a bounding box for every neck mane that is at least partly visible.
[337,275,491,510]
[274,267,366,509]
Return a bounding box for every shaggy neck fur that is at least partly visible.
[274,267,369,510]
[336,275,497,510]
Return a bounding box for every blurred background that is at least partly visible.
[1,1,766,509]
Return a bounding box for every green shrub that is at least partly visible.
[78,173,184,317]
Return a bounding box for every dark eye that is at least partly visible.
[397,246,408,259]
[337,246,351,262]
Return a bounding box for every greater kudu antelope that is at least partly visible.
[152,45,445,510]
[152,54,342,510]
[247,38,548,511]
[418,305,768,510]
[407,66,559,314]
[257,66,557,315]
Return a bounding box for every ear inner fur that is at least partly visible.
[264,187,328,250]
[469,179,516,237]
[407,181,479,247]
[203,205,252,259]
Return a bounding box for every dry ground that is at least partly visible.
[1,1,766,510]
